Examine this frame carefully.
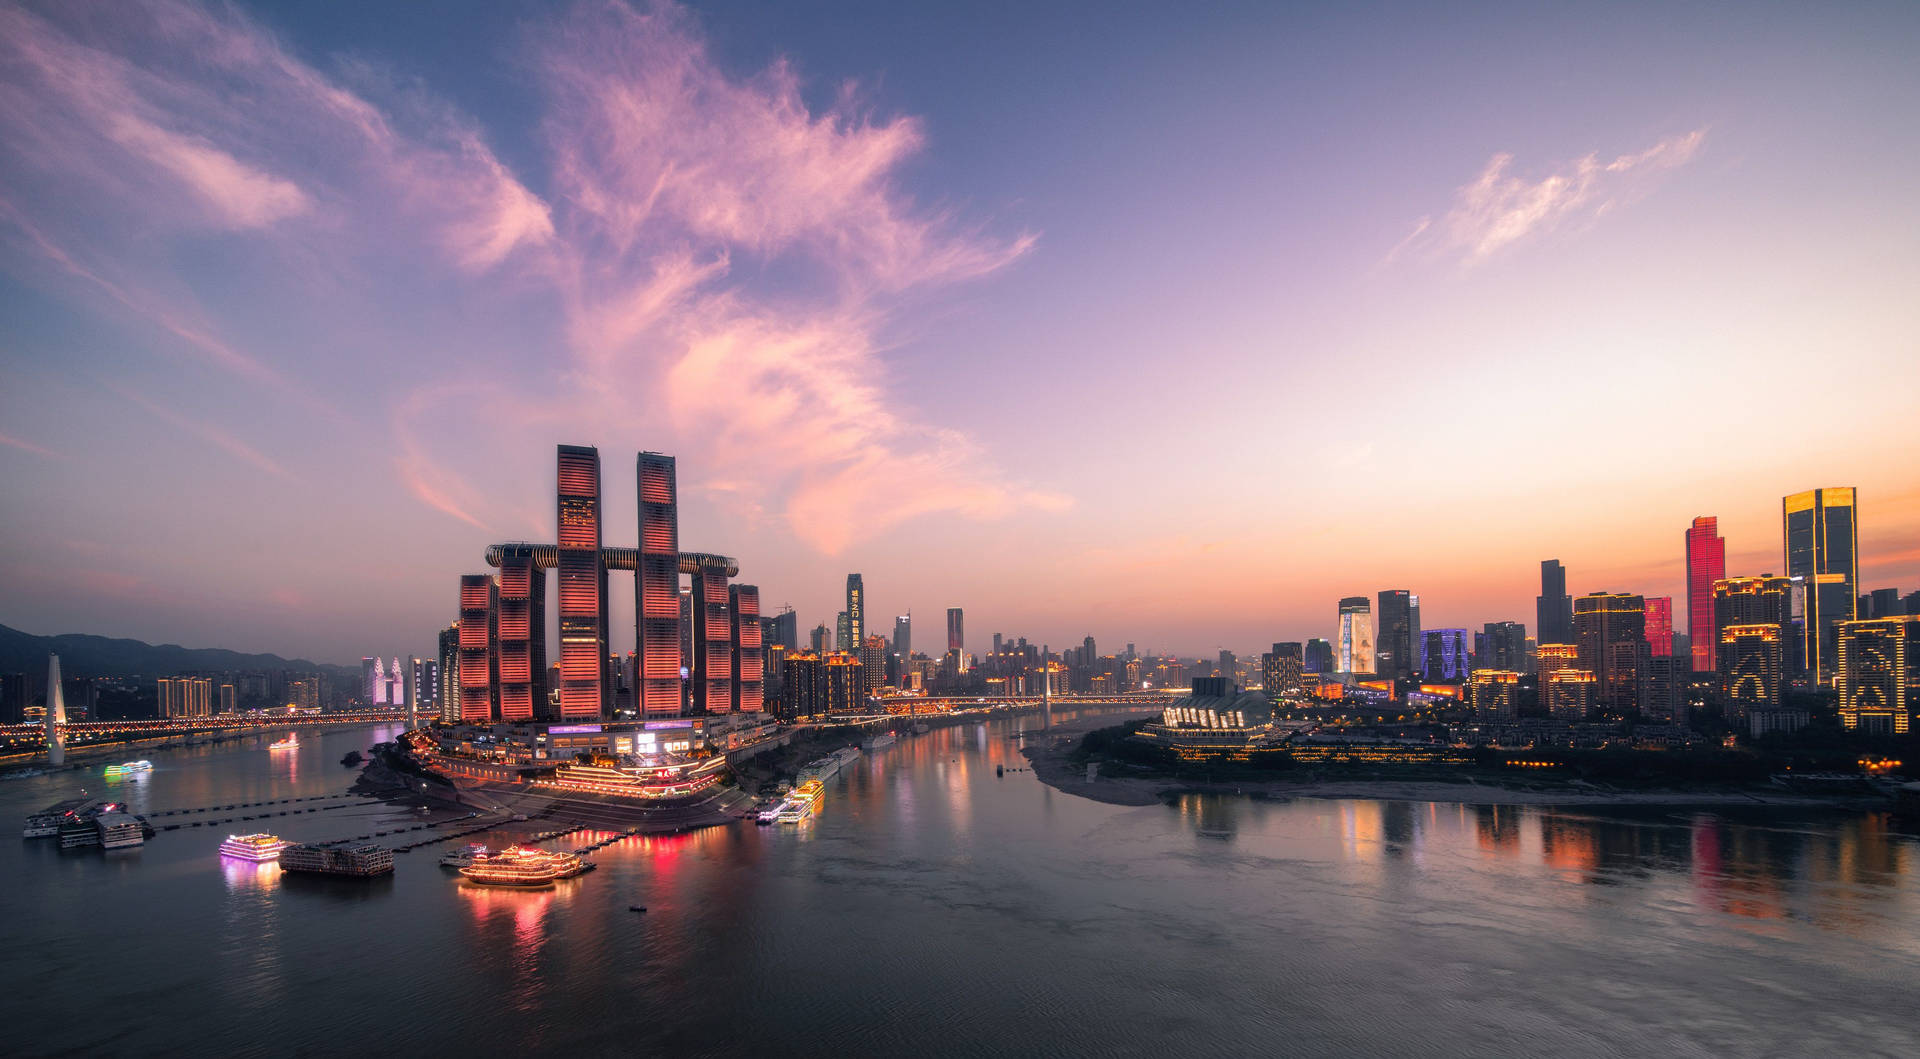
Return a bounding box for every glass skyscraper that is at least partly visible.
[1784,488,1857,682]
[1685,516,1726,671]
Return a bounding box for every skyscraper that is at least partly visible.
[556,445,609,719]
[1376,590,1414,680]
[846,574,865,653]
[860,635,888,696]
[495,553,546,722]
[1720,624,1784,719]
[1643,596,1674,657]
[689,556,733,714]
[779,651,822,721]
[437,623,460,723]
[1470,669,1519,721]
[769,607,799,655]
[1836,616,1919,734]
[730,584,764,713]
[1573,593,1645,710]
[1536,560,1573,645]
[1685,516,1727,671]
[893,614,912,660]
[835,611,852,652]
[637,452,682,718]
[1337,597,1375,675]
[1262,643,1303,698]
[45,654,64,765]
[947,607,966,671]
[458,574,498,722]
[1420,629,1471,681]
[1304,638,1334,674]
[810,623,829,655]
[1784,488,1858,682]
[1480,621,1528,671]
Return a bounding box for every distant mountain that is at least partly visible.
[0,623,358,682]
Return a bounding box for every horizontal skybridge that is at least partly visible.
[484,543,737,576]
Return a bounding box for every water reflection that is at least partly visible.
[221,858,282,893]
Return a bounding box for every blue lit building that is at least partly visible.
[1420,628,1471,681]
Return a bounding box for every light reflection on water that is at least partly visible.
[4,716,1920,1056]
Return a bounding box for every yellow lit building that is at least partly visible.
[1469,669,1520,721]
[1545,669,1596,722]
[1719,623,1784,719]
[1837,616,1919,734]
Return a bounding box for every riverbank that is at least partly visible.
[1020,714,1896,810]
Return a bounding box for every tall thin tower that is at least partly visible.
[846,574,865,651]
[637,452,682,717]
[1685,516,1726,672]
[45,653,65,766]
[556,445,609,719]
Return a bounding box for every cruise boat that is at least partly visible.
[219,833,291,861]
[24,798,99,839]
[269,733,299,750]
[862,730,898,751]
[439,842,490,869]
[796,746,862,786]
[280,843,393,877]
[458,845,592,888]
[96,812,145,850]
[59,816,101,849]
[104,760,153,778]
[756,802,783,825]
[773,780,824,824]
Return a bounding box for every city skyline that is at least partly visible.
[3,1,1920,663]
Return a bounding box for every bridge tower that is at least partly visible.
[46,653,65,766]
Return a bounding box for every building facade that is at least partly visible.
[1836,616,1919,734]
[1685,516,1727,671]
[1784,487,1858,682]
[1337,596,1375,675]
[556,445,609,719]
[637,452,682,718]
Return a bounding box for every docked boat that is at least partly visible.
[59,816,101,849]
[280,842,393,877]
[269,733,299,750]
[96,812,145,850]
[458,845,591,888]
[439,842,490,869]
[755,802,782,825]
[773,780,823,824]
[796,746,862,786]
[862,731,898,751]
[912,722,930,735]
[104,760,153,779]
[219,833,291,861]
[24,798,99,839]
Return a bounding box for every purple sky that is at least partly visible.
[2,0,1917,664]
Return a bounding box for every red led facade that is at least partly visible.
[557,445,608,720]
[1643,596,1674,658]
[458,574,497,722]
[690,561,732,713]
[1685,516,1726,672]
[495,555,544,721]
[637,452,681,717]
[731,584,764,713]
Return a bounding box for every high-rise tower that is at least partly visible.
[1536,560,1573,645]
[730,584,764,713]
[689,556,733,713]
[846,574,865,653]
[1376,590,1414,680]
[1337,597,1375,675]
[458,574,498,722]
[495,553,546,721]
[1573,592,1645,710]
[637,452,682,718]
[1784,488,1858,682]
[556,445,609,719]
[45,653,65,765]
[1685,516,1726,672]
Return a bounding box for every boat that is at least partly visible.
[756,802,781,825]
[96,812,145,850]
[59,816,101,849]
[269,733,299,750]
[439,842,490,869]
[629,905,647,913]
[862,731,898,751]
[773,781,823,824]
[219,833,291,861]
[280,842,393,877]
[912,722,930,735]
[796,746,862,786]
[458,845,591,888]
[24,798,99,839]
[103,760,153,778]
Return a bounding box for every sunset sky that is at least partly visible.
[2,0,1917,664]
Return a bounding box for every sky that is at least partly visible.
[2,0,1918,665]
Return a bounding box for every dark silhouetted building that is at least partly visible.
[1536,560,1573,645]
[1304,638,1334,674]
[1376,590,1415,680]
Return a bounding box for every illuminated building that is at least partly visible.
[1262,642,1303,698]
[1536,642,1577,698]
[1644,596,1674,657]
[158,676,211,719]
[1376,590,1415,680]
[220,683,235,715]
[1479,621,1528,672]
[835,611,852,652]
[893,614,912,660]
[1545,669,1595,721]
[1420,629,1470,682]
[846,574,865,654]
[860,635,888,695]
[436,623,460,723]
[1641,655,1685,722]
[458,574,498,722]
[1783,487,1858,682]
[1686,516,1727,671]
[823,652,863,714]
[1573,593,1645,710]
[947,607,967,673]
[730,584,764,712]
[1719,624,1783,718]
[494,552,546,722]
[1304,638,1333,674]
[1536,559,1573,644]
[636,451,681,718]
[1470,670,1520,721]
[1337,596,1375,675]
[556,445,609,719]
[689,555,733,714]
[1836,616,1920,734]
[362,657,381,705]
[779,651,821,721]
[1713,575,1796,678]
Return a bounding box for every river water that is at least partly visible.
[4,711,1919,1057]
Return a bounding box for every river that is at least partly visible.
[3,710,1918,1056]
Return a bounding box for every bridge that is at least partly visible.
[484,543,737,576]
[1,709,411,743]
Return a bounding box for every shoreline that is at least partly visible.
[1018,713,1895,811]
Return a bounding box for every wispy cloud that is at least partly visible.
[0,431,61,458]
[1394,130,1706,264]
[108,384,293,479]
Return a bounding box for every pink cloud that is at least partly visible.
[0,431,61,458]
[108,383,293,479]
[1395,129,1706,264]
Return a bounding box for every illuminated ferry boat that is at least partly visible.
[24,798,99,839]
[96,812,145,850]
[104,760,153,778]
[439,842,490,869]
[458,845,592,888]
[773,781,823,824]
[219,833,291,862]
[280,842,393,877]
[269,733,299,750]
